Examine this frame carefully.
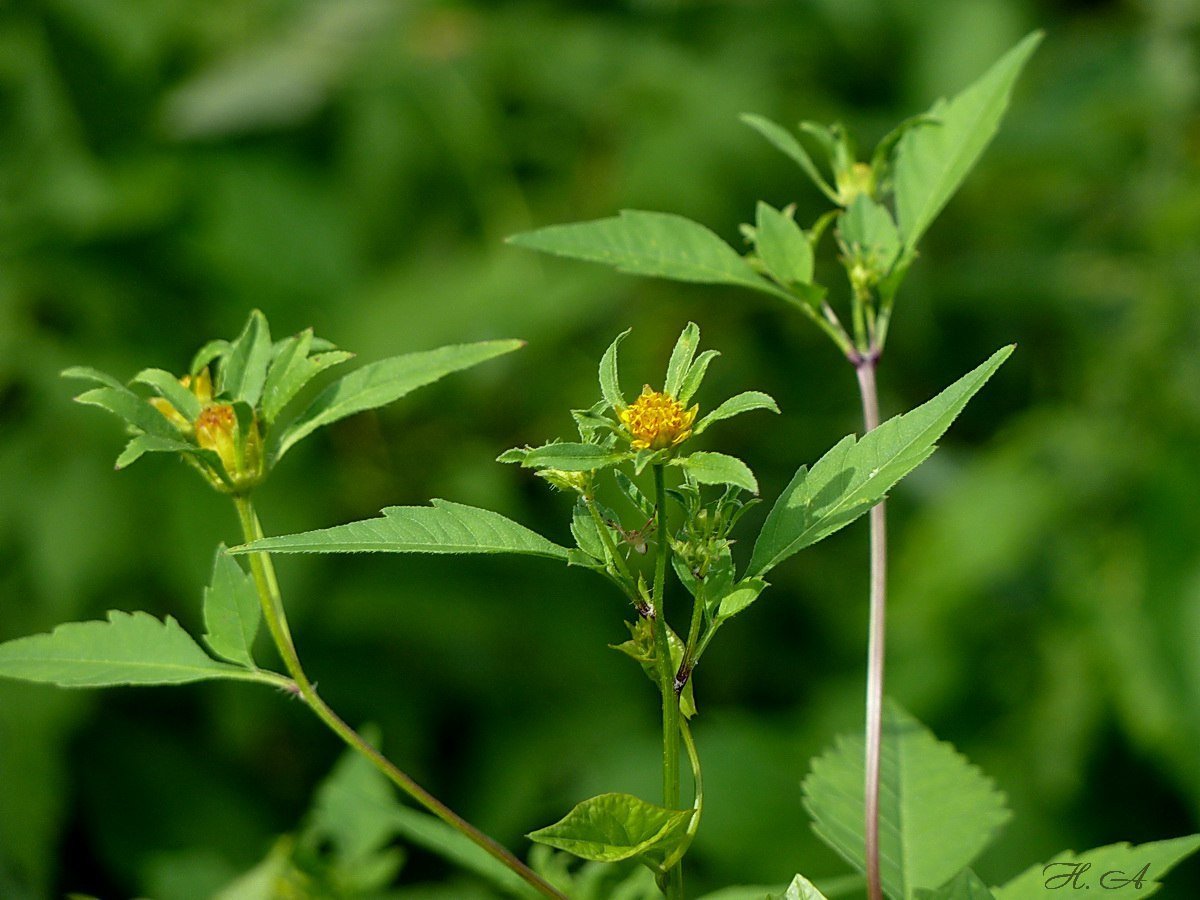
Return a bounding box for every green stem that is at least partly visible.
[586,497,638,599]
[659,715,703,873]
[649,465,683,900]
[677,577,706,689]
[232,496,567,900]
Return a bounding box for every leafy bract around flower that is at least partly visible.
[65,309,523,494]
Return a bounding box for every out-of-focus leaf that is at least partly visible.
[261,329,353,424]
[741,114,838,203]
[202,547,261,669]
[217,310,273,407]
[755,202,814,286]
[528,793,693,862]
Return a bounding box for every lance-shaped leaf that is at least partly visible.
[600,328,631,409]
[678,349,720,405]
[673,451,758,494]
[838,195,901,275]
[802,704,1010,900]
[664,322,701,397]
[750,346,1011,576]
[992,835,1200,900]
[741,114,839,203]
[0,610,283,688]
[528,793,693,863]
[508,210,782,297]
[694,391,780,435]
[893,32,1041,255]
[755,202,814,286]
[274,339,522,460]
[232,498,569,561]
[521,442,630,472]
[218,309,273,406]
[132,368,202,422]
[915,871,995,900]
[68,379,179,440]
[261,328,353,424]
[203,545,262,668]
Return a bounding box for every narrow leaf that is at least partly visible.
[262,329,353,423]
[131,368,202,421]
[62,365,123,390]
[750,346,1012,576]
[600,329,631,409]
[664,322,701,398]
[715,577,768,622]
[508,210,779,296]
[678,349,720,405]
[694,391,780,435]
[755,202,814,286]
[191,339,231,376]
[115,434,197,470]
[232,499,569,561]
[522,442,630,472]
[528,793,693,863]
[992,835,1200,900]
[0,611,275,687]
[275,339,523,459]
[741,114,839,203]
[218,310,273,406]
[74,386,178,439]
[203,546,262,668]
[674,451,758,494]
[893,32,1042,253]
[802,704,1011,900]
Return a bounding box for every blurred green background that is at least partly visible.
[2,0,1199,896]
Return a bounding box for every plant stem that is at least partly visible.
[853,356,886,900]
[649,465,683,900]
[232,496,567,900]
[659,714,703,873]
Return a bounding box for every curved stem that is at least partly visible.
[232,496,567,900]
[854,358,887,900]
[649,465,683,900]
[659,715,703,873]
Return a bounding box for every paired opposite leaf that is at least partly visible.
[274,339,523,459]
[528,793,693,863]
[893,32,1042,254]
[0,611,277,688]
[802,704,1011,900]
[203,546,262,668]
[232,499,569,561]
[750,346,1012,576]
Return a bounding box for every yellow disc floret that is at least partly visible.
[617,385,698,451]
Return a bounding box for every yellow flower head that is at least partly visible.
[195,403,239,475]
[617,385,698,451]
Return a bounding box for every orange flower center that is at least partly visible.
[617,386,698,451]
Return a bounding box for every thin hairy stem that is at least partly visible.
[233,497,567,900]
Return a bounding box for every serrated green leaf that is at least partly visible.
[741,114,839,203]
[664,322,700,398]
[750,346,1011,576]
[231,499,568,561]
[0,611,281,688]
[893,32,1041,254]
[508,210,779,297]
[755,202,814,286]
[131,368,202,421]
[522,442,630,472]
[528,793,693,863]
[770,874,830,900]
[915,870,995,900]
[202,546,261,668]
[571,502,609,562]
[673,451,758,493]
[992,835,1200,900]
[275,339,522,459]
[217,310,273,406]
[261,329,354,423]
[678,349,720,405]
[600,329,631,409]
[73,386,178,439]
[694,391,780,435]
[838,195,900,274]
[802,704,1010,900]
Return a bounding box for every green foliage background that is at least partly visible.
[2,0,1198,896]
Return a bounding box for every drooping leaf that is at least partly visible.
[522,442,630,472]
[261,329,353,423]
[132,368,202,421]
[218,310,273,407]
[665,322,701,398]
[694,391,780,435]
[992,835,1200,900]
[528,793,693,863]
[741,114,839,203]
[232,499,569,561]
[508,210,780,297]
[750,346,1011,576]
[600,329,631,409]
[755,202,814,286]
[802,704,1010,900]
[202,545,262,668]
[893,32,1042,254]
[673,451,758,494]
[71,385,179,440]
[915,870,995,900]
[275,339,523,459]
[770,873,830,900]
[0,611,280,688]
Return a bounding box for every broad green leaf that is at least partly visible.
[203,545,261,668]
[232,498,569,561]
[755,202,814,286]
[992,835,1200,900]
[132,368,202,421]
[715,577,767,622]
[771,874,830,900]
[694,391,780,435]
[0,611,280,687]
[665,322,700,398]
[915,870,995,900]
[838,195,900,274]
[508,210,778,296]
[673,451,758,494]
[261,329,353,423]
[741,114,838,203]
[600,329,631,409]
[218,310,273,406]
[115,434,199,470]
[528,793,693,863]
[750,346,1012,576]
[893,32,1041,254]
[570,501,609,563]
[275,339,522,459]
[522,442,630,472]
[802,704,1010,900]
[678,349,720,405]
[72,386,178,440]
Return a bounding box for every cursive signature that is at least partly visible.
[1043,861,1152,890]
